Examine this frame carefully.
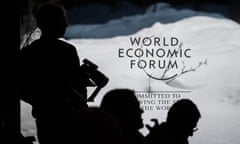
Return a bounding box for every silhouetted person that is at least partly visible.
[19,2,88,144]
[70,107,123,144]
[145,99,201,144]
[100,89,146,144]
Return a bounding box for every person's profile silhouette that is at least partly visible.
[100,88,146,144]
[146,99,201,144]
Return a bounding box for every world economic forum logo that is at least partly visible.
[118,35,207,84]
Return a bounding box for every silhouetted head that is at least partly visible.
[100,89,144,132]
[166,99,201,138]
[35,2,68,38]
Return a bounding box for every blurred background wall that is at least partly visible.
[20,0,239,23]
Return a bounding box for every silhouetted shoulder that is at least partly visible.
[26,38,76,51]
[70,107,123,144]
[55,39,77,51]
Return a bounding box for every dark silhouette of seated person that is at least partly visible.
[145,99,201,144]
[70,107,123,144]
[100,89,146,144]
[19,2,88,144]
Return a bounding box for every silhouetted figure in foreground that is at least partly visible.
[100,89,146,144]
[146,99,201,144]
[19,2,88,144]
[70,107,123,144]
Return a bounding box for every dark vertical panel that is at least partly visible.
[230,0,240,23]
[1,0,20,144]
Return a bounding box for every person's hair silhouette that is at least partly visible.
[146,99,201,144]
[35,2,68,38]
[100,88,146,144]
